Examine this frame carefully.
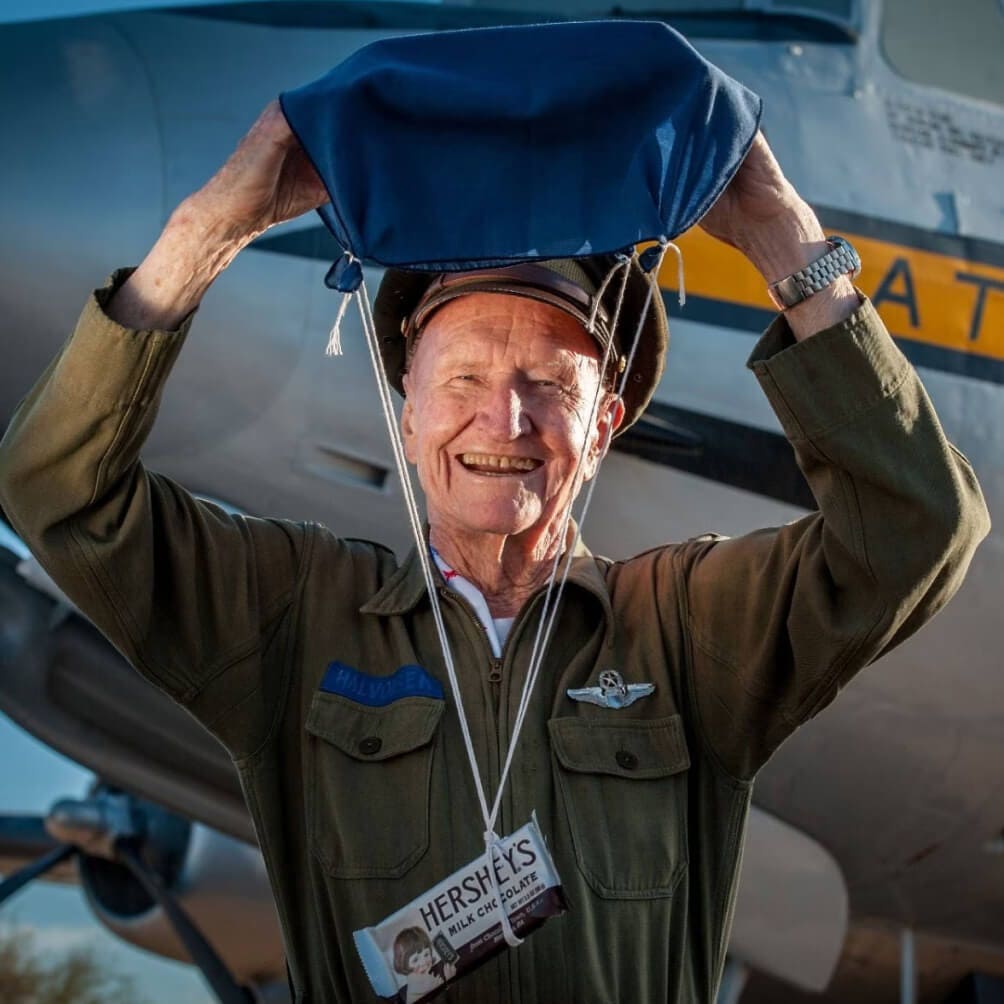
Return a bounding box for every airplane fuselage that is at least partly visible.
[1,1,1002,997]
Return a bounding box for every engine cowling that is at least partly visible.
[72,797,286,987]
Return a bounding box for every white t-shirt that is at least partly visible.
[430,547,513,657]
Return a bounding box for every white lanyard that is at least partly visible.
[344,243,679,944]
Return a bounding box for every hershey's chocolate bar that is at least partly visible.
[353,817,566,1002]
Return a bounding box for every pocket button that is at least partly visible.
[359,736,383,756]
[615,749,638,770]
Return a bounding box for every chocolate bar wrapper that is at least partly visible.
[353,816,567,1002]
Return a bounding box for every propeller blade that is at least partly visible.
[0,843,76,905]
[116,842,253,1004]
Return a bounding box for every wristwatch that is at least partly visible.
[767,236,861,310]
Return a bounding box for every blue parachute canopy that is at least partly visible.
[280,20,761,287]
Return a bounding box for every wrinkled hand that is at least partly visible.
[189,100,329,242]
[698,130,859,339]
[108,102,328,330]
[698,131,803,255]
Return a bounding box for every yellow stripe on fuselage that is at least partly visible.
[655,228,1004,363]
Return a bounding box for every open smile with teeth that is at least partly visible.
[458,453,543,475]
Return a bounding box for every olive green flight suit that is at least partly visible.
[0,272,989,1003]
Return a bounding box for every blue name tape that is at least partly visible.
[319,661,444,707]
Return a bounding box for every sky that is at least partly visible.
[0,716,214,1004]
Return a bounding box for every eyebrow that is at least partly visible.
[435,351,584,376]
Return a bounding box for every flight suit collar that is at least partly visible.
[359,527,613,626]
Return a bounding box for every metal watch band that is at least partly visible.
[767,236,862,310]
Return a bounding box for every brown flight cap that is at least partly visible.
[372,254,668,435]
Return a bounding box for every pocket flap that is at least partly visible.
[306,691,444,761]
[549,715,690,779]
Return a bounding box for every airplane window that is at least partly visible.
[882,0,1004,106]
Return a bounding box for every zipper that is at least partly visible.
[435,586,517,1003]
[436,586,503,793]
[437,587,544,1004]
[487,657,503,706]
[494,599,543,1004]
[492,594,543,834]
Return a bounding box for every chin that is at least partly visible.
[446,499,544,538]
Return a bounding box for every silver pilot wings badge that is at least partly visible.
[567,669,655,710]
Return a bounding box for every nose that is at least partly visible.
[477,383,531,441]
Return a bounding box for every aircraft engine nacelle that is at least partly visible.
[74,801,286,986]
[0,529,288,992]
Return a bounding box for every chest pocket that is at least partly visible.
[306,691,443,879]
[549,715,690,899]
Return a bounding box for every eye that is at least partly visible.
[528,373,569,390]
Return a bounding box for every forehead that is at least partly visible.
[412,291,602,369]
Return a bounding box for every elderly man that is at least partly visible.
[0,98,988,1004]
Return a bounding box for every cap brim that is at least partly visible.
[373,254,667,435]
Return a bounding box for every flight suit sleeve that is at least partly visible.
[677,296,990,781]
[0,271,311,757]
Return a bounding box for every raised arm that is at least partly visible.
[699,131,860,340]
[109,100,328,330]
[669,133,992,780]
[0,103,329,758]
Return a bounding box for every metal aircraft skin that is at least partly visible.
[0,0,1002,1001]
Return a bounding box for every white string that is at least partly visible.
[326,292,353,355]
[665,240,686,307]
[326,253,362,356]
[483,831,520,945]
[510,259,627,718]
[355,281,491,823]
[346,248,669,949]
[586,254,630,335]
[485,255,632,834]
[481,248,662,831]
[354,276,523,947]
[475,254,629,937]
[512,246,667,727]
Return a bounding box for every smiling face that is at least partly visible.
[407,947,433,975]
[401,292,624,544]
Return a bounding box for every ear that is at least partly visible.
[584,394,625,481]
[401,376,418,464]
[608,394,626,435]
